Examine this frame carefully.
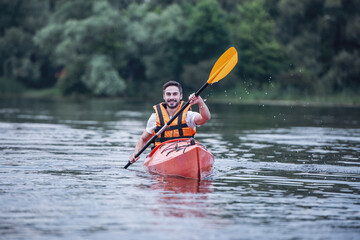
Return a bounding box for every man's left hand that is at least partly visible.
[189,93,203,105]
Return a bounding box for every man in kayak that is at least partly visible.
[129,80,211,164]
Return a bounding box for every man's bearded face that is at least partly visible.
[163,86,182,109]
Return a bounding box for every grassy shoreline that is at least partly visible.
[13,89,360,107]
[207,86,360,107]
[208,97,360,107]
[1,78,359,107]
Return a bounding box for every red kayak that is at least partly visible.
[143,138,214,179]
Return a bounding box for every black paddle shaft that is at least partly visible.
[123,82,210,169]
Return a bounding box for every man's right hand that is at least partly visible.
[129,153,140,163]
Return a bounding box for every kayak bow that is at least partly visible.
[143,138,214,179]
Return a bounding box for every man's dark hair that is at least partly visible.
[162,80,182,94]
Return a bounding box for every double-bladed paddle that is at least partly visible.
[124,47,238,169]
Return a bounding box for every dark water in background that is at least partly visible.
[1,97,359,240]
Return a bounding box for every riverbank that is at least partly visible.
[208,86,360,107]
[209,96,360,108]
[1,77,359,107]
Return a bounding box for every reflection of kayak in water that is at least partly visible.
[150,176,213,218]
[151,176,213,194]
[144,138,214,179]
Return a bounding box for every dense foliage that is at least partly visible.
[0,0,359,98]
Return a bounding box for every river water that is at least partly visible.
[1,97,359,240]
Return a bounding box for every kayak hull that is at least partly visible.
[143,139,214,179]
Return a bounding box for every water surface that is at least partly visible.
[1,98,359,239]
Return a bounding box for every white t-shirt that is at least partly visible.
[145,111,200,134]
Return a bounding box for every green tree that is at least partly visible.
[34,0,127,96]
[140,5,186,84]
[82,55,126,96]
[174,0,231,93]
[0,0,49,35]
[182,0,229,63]
[0,0,54,88]
[232,0,285,86]
[276,0,360,94]
[122,3,188,98]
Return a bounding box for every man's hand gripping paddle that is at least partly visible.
[124,47,238,169]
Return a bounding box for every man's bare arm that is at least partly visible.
[189,93,211,126]
[129,130,152,163]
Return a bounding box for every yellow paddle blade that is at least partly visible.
[207,47,238,84]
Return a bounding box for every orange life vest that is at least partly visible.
[152,101,196,146]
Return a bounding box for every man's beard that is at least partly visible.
[166,99,180,109]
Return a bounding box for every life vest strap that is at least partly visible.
[155,135,194,143]
[178,109,184,136]
[154,123,189,133]
[155,104,165,140]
